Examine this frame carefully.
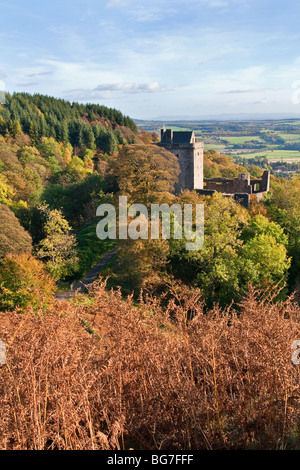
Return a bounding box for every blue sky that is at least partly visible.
[1,0,300,119]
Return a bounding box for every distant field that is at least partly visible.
[204,144,226,151]
[164,126,192,132]
[277,133,300,141]
[268,158,300,163]
[137,119,300,161]
[233,149,300,160]
[224,136,264,144]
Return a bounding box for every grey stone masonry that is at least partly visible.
[199,170,271,208]
[158,129,270,208]
[204,170,270,195]
[159,129,204,193]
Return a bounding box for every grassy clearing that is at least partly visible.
[204,144,226,151]
[234,149,300,160]
[277,133,300,142]
[165,126,192,132]
[224,135,264,144]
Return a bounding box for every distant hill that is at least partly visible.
[136,113,300,123]
[0,92,138,152]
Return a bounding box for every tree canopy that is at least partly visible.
[111,144,180,203]
[0,203,33,258]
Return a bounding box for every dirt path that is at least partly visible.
[56,248,118,300]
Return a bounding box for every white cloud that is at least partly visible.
[201,0,229,7]
[221,88,272,94]
[65,81,171,101]
[95,82,168,93]
[129,6,164,22]
[106,0,130,7]
[199,0,248,7]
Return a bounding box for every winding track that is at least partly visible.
[56,248,118,300]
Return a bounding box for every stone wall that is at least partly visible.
[169,145,204,192]
[204,173,252,194]
[204,171,270,196]
[158,129,270,208]
[159,130,204,193]
[250,170,270,193]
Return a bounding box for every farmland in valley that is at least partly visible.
[136,119,300,162]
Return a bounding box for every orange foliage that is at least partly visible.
[0,281,300,449]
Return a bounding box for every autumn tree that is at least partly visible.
[0,253,56,312]
[0,204,33,258]
[112,144,180,204]
[0,174,14,204]
[177,193,249,306]
[170,193,290,307]
[36,205,78,280]
[265,177,300,289]
[109,237,170,294]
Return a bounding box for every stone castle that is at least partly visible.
[159,128,204,193]
[159,129,270,208]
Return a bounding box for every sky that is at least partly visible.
[1,0,300,119]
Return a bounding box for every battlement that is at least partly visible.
[160,129,203,147]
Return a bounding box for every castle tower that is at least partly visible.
[159,129,204,193]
